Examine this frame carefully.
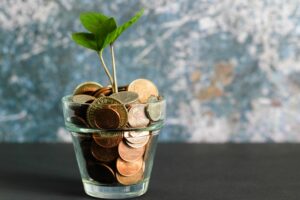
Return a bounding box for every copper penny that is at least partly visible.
[72,94,95,104]
[127,79,159,103]
[69,104,89,122]
[128,104,150,128]
[87,162,116,184]
[143,135,156,163]
[87,97,128,128]
[92,89,105,98]
[91,141,118,162]
[73,82,102,95]
[70,116,89,128]
[116,157,143,177]
[93,108,120,129]
[93,132,123,148]
[118,140,145,162]
[116,167,144,185]
[93,87,112,97]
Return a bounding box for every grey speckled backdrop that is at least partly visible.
[0,0,300,142]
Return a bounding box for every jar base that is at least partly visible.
[83,179,149,199]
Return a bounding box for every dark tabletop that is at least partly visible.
[0,143,300,200]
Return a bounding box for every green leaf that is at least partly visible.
[95,18,117,51]
[103,8,144,48]
[71,32,98,51]
[80,12,109,33]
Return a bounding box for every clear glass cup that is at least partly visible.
[62,95,165,199]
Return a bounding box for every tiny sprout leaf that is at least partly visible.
[95,17,117,51]
[80,12,109,33]
[103,8,144,48]
[72,32,98,51]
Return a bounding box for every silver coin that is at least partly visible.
[110,91,139,104]
[72,94,95,104]
[124,131,150,145]
[127,104,150,128]
[126,139,149,149]
[146,98,162,121]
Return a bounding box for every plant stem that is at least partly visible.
[110,44,118,93]
[98,50,114,91]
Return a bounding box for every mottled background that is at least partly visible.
[0,0,300,142]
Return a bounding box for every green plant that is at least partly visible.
[72,9,144,93]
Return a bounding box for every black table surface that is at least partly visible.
[0,143,300,200]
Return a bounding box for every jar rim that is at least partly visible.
[61,95,166,106]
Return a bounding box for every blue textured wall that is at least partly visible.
[1,0,300,142]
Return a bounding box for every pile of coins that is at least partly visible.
[70,79,163,130]
[69,79,163,185]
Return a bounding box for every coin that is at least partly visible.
[105,104,128,128]
[91,141,118,162]
[110,91,139,104]
[118,140,145,162]
[116,157,143,177]
[73,82,103,95]
[128,104,149,128]
[127,79,159,103]
[93,87,112,97]
[72,94,95,104]
[92,89,105,98]
[116,167,144,185]
[87,162,116,184]
[79,136,94,161]
[69,104,89,122]
[126,139,149,149]
[118,85,128,91]
[146,101,162,122]
[93,108,120,129]
[128,131,149,138]
[147,95,158,103]
[124,131,150,148]
[93,132,123,148]
[70,116,89,128]
[87,97,128,128]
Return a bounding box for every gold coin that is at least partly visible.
[116,157,143,177]
[72,94,95,104]
[87,97,128,128]
[127,79,159,103]
[110,91,139,104]
[87,162,116,184]
[116,167,144,185]
[93,108,120,129]
[93,132,123,148]
[91,141,118,162]
[128,104,149,128]
[73,82,102,95]
[118,140,145,162]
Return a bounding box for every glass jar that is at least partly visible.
[62,95,166,199]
